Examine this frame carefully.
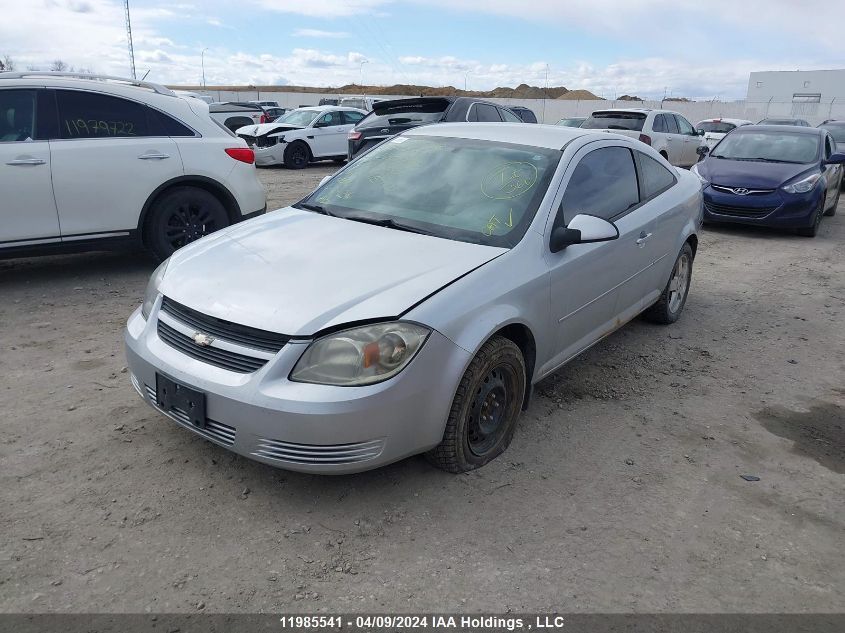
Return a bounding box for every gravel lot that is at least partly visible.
[1,164,843,613]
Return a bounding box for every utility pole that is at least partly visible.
[124,0,136,79]
[201,48,209,88]
[359,59,368,92]
[542,64,549,124]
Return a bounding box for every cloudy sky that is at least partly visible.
[0,0,842,99]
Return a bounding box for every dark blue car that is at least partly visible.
[692,125,845,237]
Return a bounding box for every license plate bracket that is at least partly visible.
[155,374,206,428]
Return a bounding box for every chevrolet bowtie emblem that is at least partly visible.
[192,332,215,347]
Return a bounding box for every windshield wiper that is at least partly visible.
[341,214,432,235]
[295,202,336,217]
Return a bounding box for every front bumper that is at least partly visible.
[702,185,821,229]
[124,303,470,474]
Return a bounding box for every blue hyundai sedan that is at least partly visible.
[692,125,844,237]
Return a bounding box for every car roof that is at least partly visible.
[696,118,752,125]
[404,121,609,149]
[293,105,363,112]
[736,124,824,135]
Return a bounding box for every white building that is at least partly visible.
[746,69,845,123]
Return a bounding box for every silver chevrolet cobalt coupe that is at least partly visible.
[125,123,702,474]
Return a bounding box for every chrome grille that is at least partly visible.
[160,297,289,352]
[704,202,776,218]
[157,320,267,373]
[252,438,385,465]
[143,384,236,446]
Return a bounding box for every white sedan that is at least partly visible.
[695,118,753,150]
[236,106,367,169]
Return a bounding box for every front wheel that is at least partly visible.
[426,336,526,473]
[797,197,825,237]
[144,186,229,262]
[283,141,311,169]
[824,186,840,217]
[644,243,693,324]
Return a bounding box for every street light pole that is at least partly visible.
[201,48,209,89]
[464,71,471,92]
[359,59,369,92]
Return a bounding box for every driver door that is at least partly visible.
[543,142,647,372]
[309,110,352,158]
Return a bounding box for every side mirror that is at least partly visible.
[550,214,619,253]
[824,152,845,165]
[696,129,705,136]
[696,145,710,156]
[318,175,332,188]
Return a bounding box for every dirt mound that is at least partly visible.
[556,89,603,100]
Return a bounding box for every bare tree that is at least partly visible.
[50,59,68,72]
[0,54,15,72]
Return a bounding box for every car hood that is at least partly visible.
[159,208,506,336]
[698,157,815,188]
[236,123,306,136]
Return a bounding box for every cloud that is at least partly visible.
[292,29,350,38]
[249,0,391,18]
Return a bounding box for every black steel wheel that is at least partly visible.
[426,335,526,473]
[145,186,229,261]
[284,141,311,169]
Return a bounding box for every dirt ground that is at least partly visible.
[1,164,843,614]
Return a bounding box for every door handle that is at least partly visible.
[138,152,170,160]
[6,158,46,166]
[636,232,653,246]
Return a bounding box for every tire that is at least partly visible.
[824,186,839,217]
[659,150,669,161]
[144,186,229,262]
[797,197,824,237]
[425,336,526,473]
[644,242,694,325]
[332,158,346,164]
[283,141,311,169]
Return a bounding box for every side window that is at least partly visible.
[501,108,522,123]
[557,146,640,225]
[676,115,695,136]
[56,90,175,139]
[637,151,677,199]
[652,114,666,133]
[343,110,365,125]
[316,112,342,127]
[475,104,502,122]
[0,89,36,142]
[665,114,680,134]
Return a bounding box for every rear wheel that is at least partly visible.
[144,186,229,261]
[425,336,526,473]
[644,243,693,325]
[797,197,824,237]
[284,141,311,169]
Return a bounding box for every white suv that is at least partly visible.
[0,72,266,261]
[581,108,703,167]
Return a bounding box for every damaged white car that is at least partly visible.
[236,105,367,169]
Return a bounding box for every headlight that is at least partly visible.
[141,259,169,320]
[690,163,709,186]
[782,172,821,194]
[290,322,430,386]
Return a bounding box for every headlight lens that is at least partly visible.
[690,163,709,186]
[290,322,430,386]
[782,172,821,194]
[141,259,169,320]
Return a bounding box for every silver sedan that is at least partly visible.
[125,122,703,474]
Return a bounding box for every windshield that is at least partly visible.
[711,131,820,163]
[820,125,845,143]
[277,109,320,126]
[302,135,560,247]
[581,112,645,131]
[359,101,448,129]
[698,121,737,134]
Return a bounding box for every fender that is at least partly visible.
[137,175,243,235]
